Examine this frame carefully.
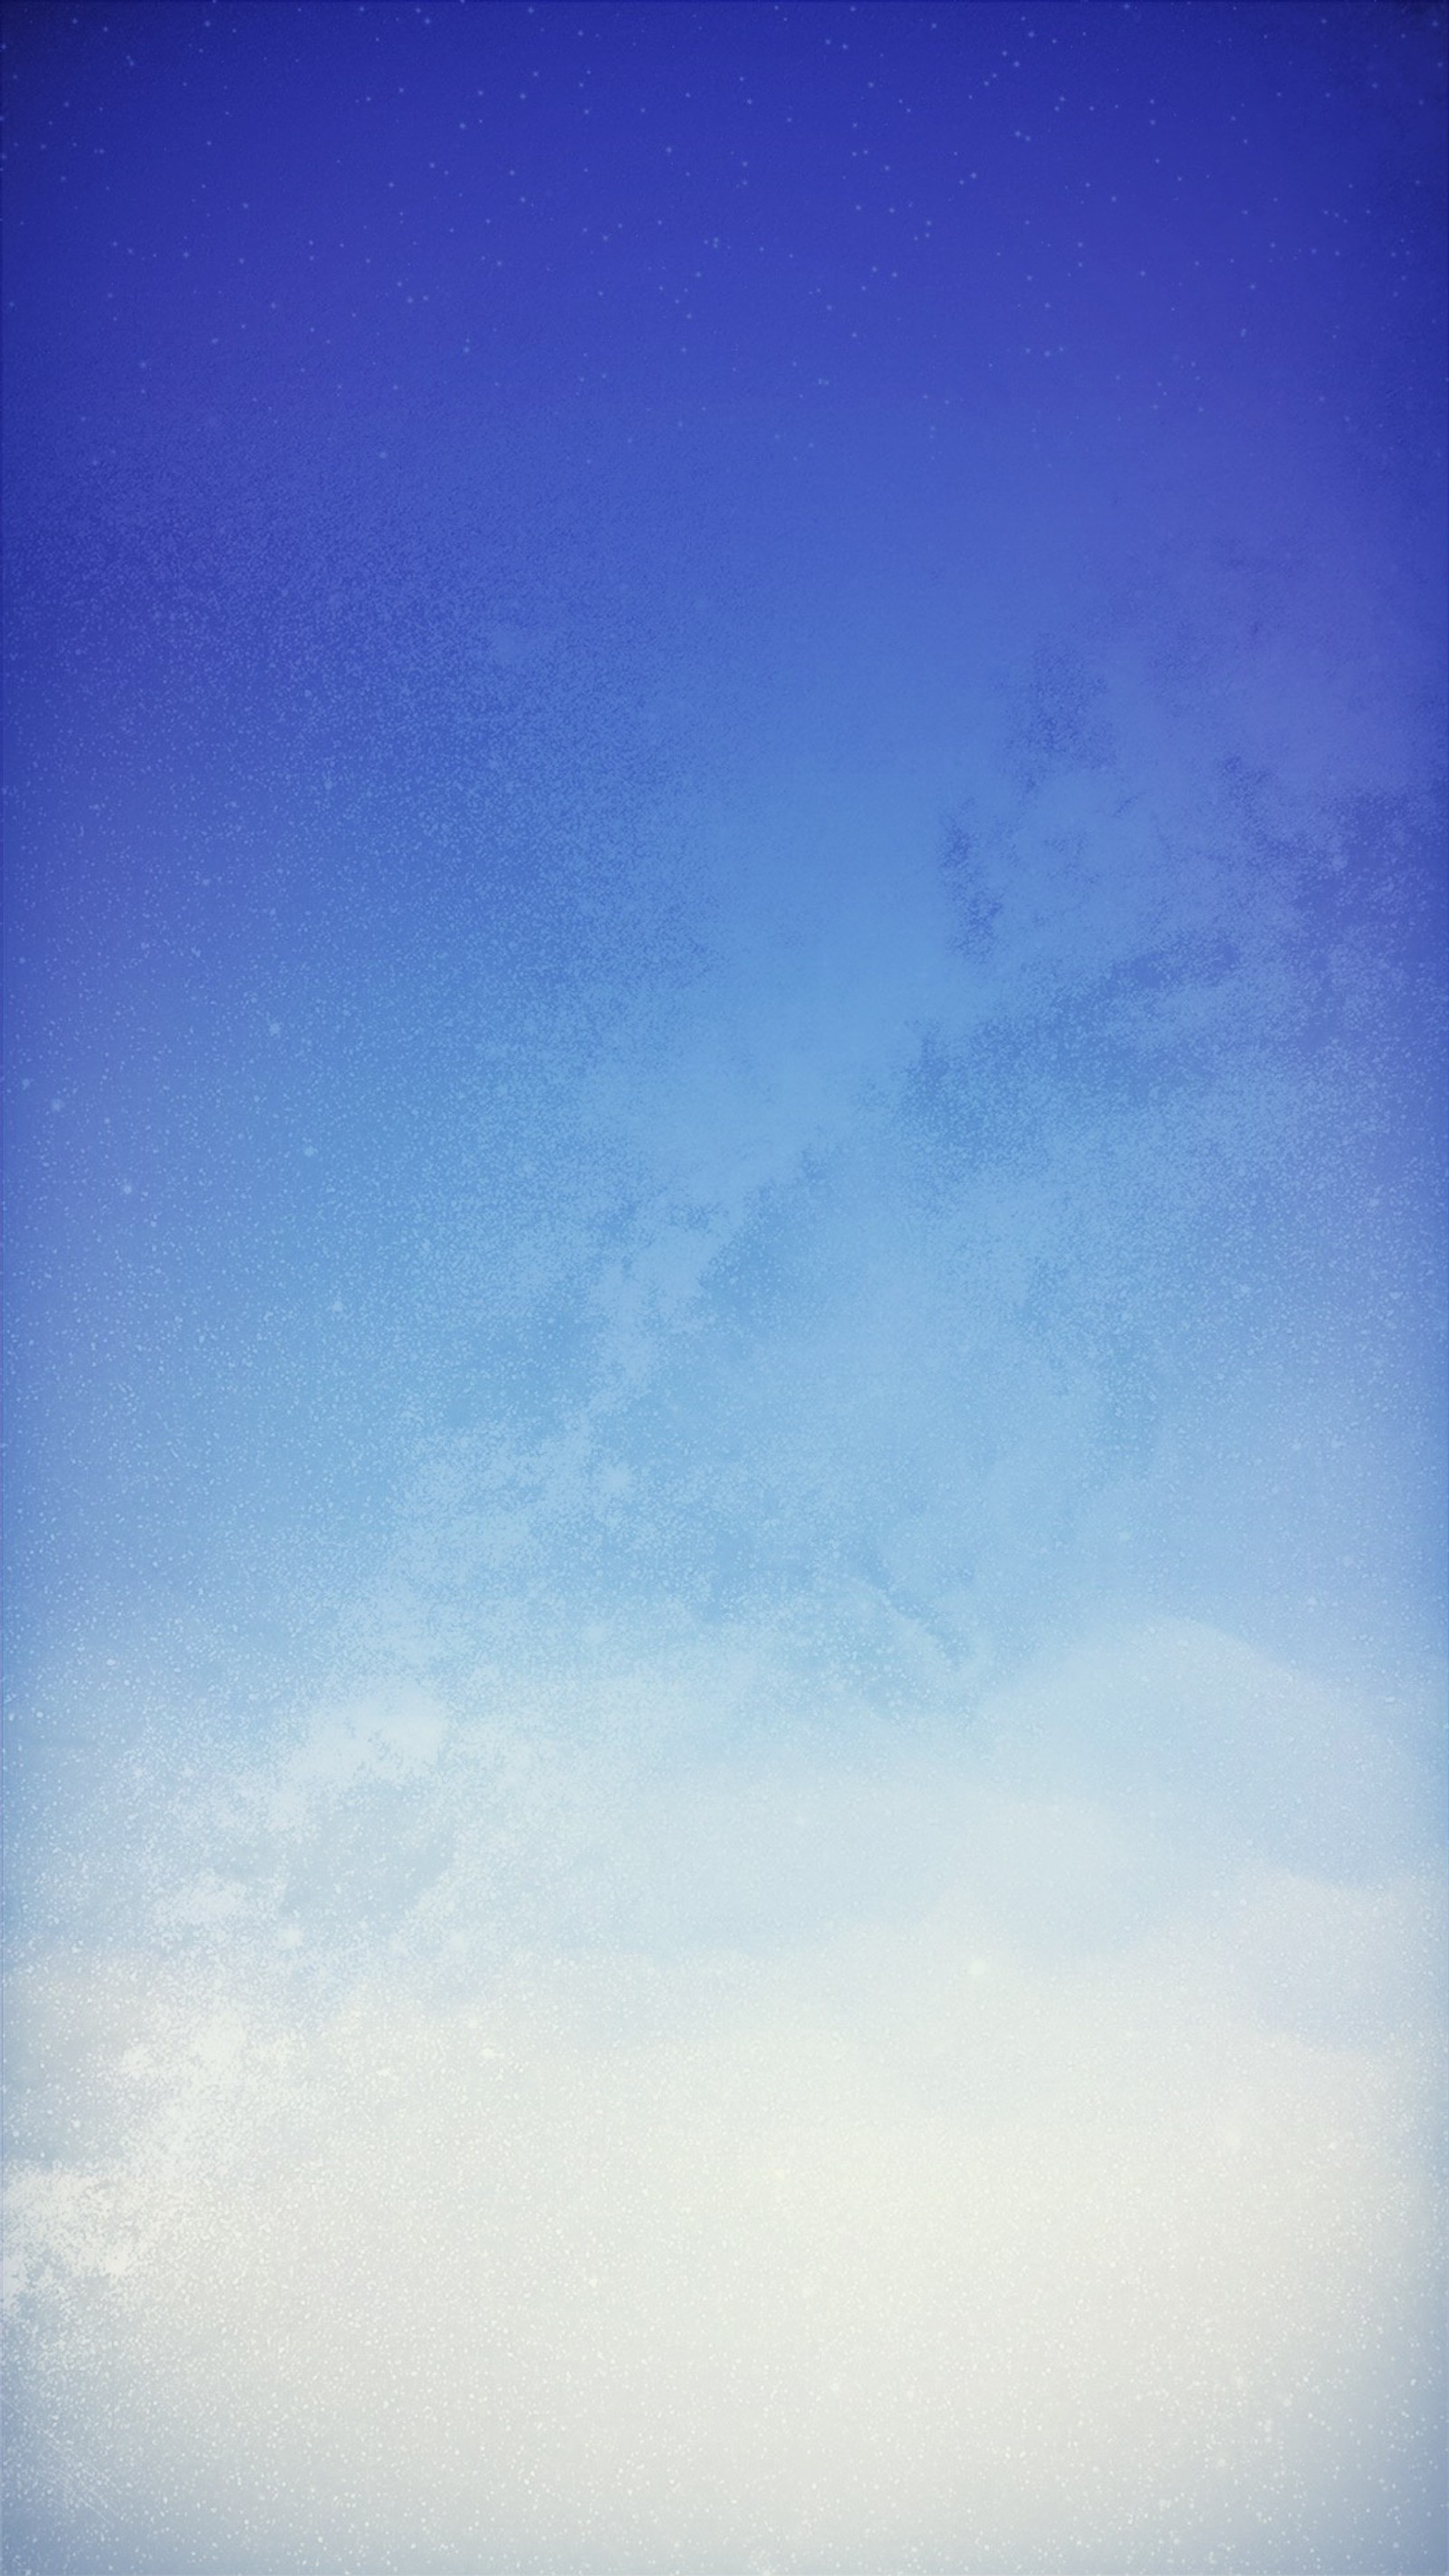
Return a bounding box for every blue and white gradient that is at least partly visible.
[4,5,1445,2570]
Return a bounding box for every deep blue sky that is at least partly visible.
[5,0,1444,1731]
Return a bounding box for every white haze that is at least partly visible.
[5,1621,1444,2574]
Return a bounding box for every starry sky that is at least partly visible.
[3,5,1446,2571]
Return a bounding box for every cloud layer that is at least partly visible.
[5,1626,1444,2574]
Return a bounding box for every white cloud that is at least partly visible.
[5,1626,1443,2572]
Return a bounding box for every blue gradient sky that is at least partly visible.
[4,5,1446,2571]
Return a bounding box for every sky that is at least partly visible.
[2,3,1445,2571]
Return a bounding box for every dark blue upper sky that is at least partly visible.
[4,0,1445,1735]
